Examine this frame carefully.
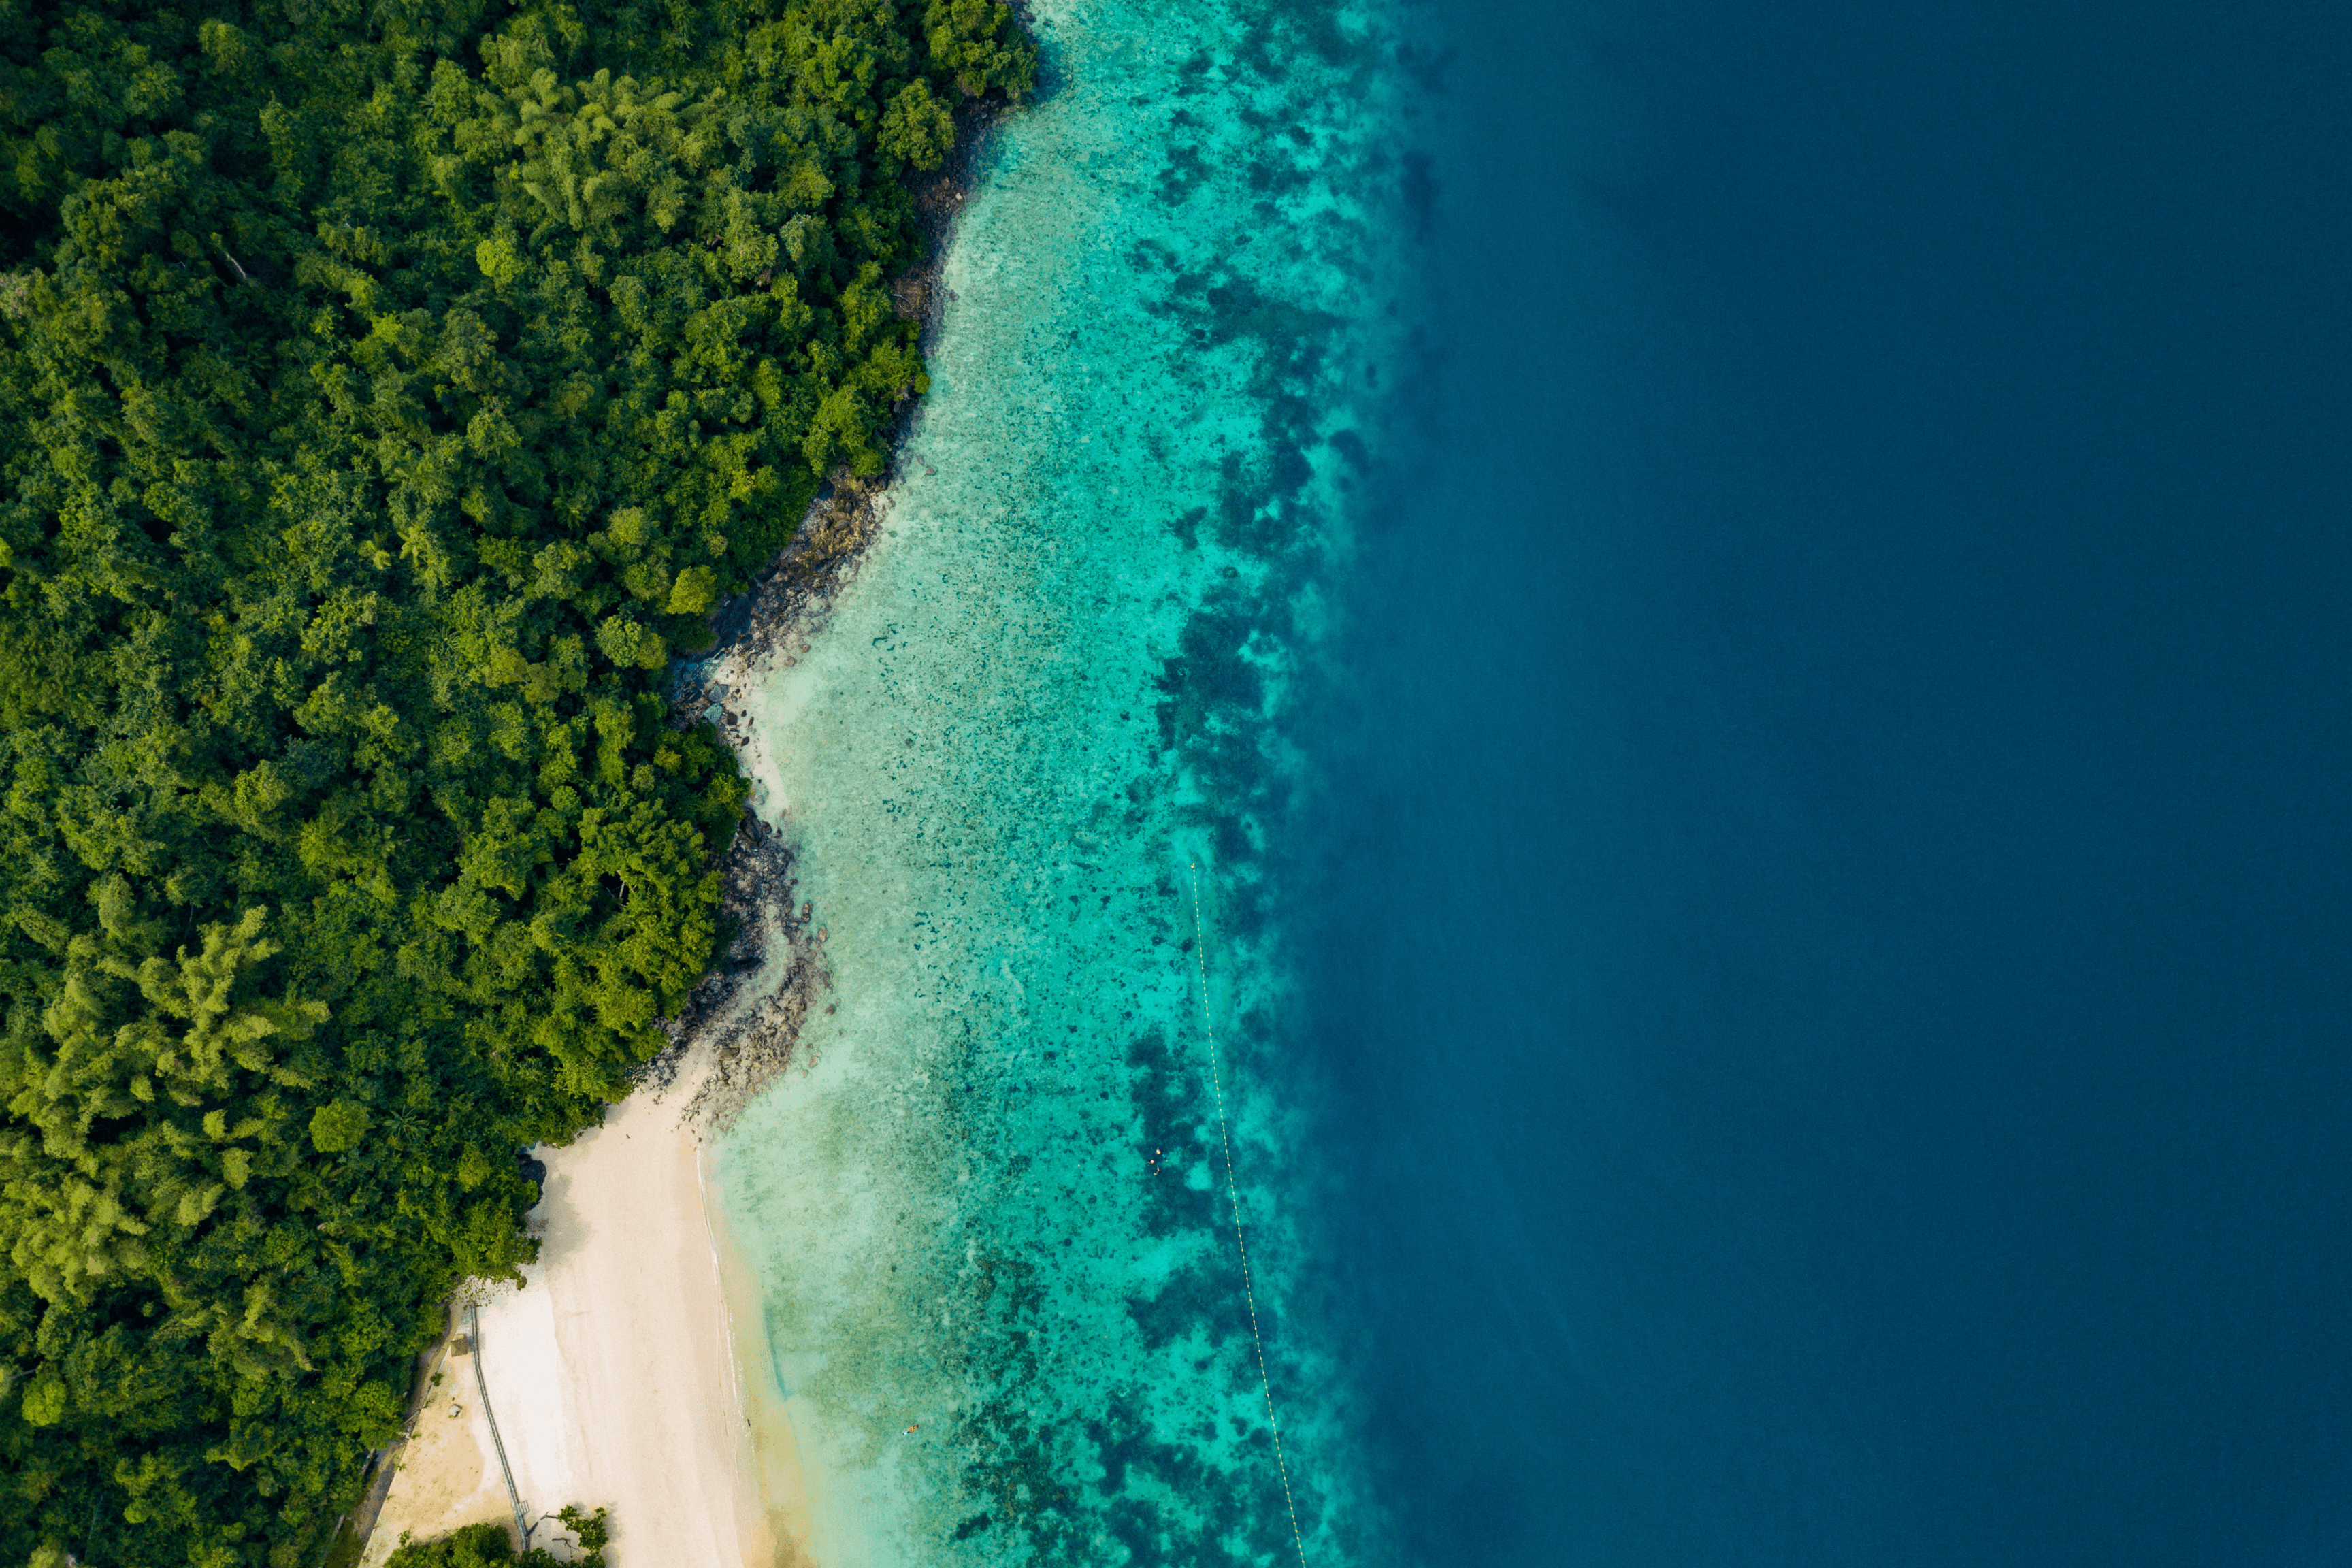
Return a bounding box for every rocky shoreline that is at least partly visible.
[644,101,1011,1132]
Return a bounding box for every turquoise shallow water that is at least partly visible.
[712,1,1414,1561]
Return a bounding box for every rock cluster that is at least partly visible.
[642,99,1009,1133]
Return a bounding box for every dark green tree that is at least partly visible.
[0,0,1032,1560]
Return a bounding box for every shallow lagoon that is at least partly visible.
[712,0,1412,1560]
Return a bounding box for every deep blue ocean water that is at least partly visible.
[706,0,2351,1561]
[1305,0,2352,1563]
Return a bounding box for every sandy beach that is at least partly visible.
[363,1049,806,1566]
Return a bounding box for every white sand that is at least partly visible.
[358,1337,505,1567]
[365,1052,800,1565]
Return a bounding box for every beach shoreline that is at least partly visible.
[363,95,1019,1568]
[360,1047,793,1567]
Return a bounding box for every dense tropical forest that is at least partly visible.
[0,0,1032,1557]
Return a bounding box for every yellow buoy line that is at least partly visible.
[1189,860,1311,1568]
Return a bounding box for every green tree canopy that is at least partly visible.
[383,1506,608,1568]
[0,0,1032,1560]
